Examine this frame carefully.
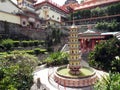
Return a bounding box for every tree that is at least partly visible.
[95,20,120,32]
[45,28,62,48]
[0,51,38,90]
[89,37,120,72]
[111,56,120,72]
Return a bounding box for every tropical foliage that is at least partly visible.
[95,20,120,31]
[89,37,120,72]
[94,72,120,90]
[45,52,68,66]
[45,28,62,47]
[1,39,14,50]
[72,2,120,20]
[0,52,38,90]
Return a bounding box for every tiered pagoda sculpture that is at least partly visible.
[54,24,97,87]
[68,24,81,75]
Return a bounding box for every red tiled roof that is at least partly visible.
[34,0,68,13]
[34,0,120,14]
[75,0,120,10]
[61,0,120,12]
[62,3,79,11]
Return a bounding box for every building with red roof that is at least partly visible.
[34,0,69,26]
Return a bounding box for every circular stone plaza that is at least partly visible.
[31,24,108,90]
[32,64,108,90]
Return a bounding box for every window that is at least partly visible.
[76,57,77,59]
[72,57,74,59]
[72,50,74,53]
[48,22,50,25]
[47,15,49,17]
[52,15,54,18]
[23,21,26,25]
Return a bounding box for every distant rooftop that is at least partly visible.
[75,0,120,10]
[64,0,78,5]
[35,0,69,13]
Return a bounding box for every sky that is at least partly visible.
[11,0,80,6]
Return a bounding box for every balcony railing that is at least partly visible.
[65,14,120,25]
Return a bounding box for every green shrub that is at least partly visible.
[94,72,120,90]
[39,40,45,45]
[45,52,68,67]
[89,37,120,72]
[34,48,47,55]
[29,41,34,47]
[1,39,14,50]
[40,49,47,54]
[20,40,41,47]
[26,50,34,55]
[34,48,41,55]
[13,41,20,47]
[21,41,29,47]
[0,52,38,90]
[33,40,39,46]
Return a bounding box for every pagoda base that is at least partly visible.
[69,65,81,75]
[69,70,80,75]
[54,66,97,88]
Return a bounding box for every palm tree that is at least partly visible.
[94,72,120,90]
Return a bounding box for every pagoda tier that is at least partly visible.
[68,24,81,75]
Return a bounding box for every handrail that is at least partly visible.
[66,14,120,23]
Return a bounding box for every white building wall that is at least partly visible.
[0,0,20,13]
[36,9,45,19]
[36,6,61,22]
[48,10,61,22]
[0,12,20,24]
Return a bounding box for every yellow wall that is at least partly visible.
[0,12,20,24]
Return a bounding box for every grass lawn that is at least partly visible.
[57,67,94,78]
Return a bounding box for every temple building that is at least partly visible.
[69,24,81,75]
[78,26,116,53]
[0,0,119,40]
[0,0,21,24]
[65,0,120,25]
[0,0,42,30]
[75,0,120,10]
[34,0,68,26]
[17,0,41,29]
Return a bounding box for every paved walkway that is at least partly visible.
[31,65,108,90]
[32,68,94,90]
